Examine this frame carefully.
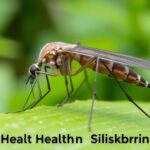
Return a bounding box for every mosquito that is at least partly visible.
[24,42,150,131]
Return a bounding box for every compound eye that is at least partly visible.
[29,64,40,76]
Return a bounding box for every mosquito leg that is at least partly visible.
[58,70,93,106]
[66,56,100,99]
[69,75,74,92]
[63,75,74,103]
[67,69,91,99]
[59,69,99,107]
[101,60,150,118]
[44,66,51,91]
[57,75,74,107]
[84,69,100,100]
[22,66,51,111]
[22,81,36,110]
[88,57,99,132]
[57,55,74,106]
[64,74,71,98]
[58,57,96,106]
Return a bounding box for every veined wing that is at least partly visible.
[65,45,150,70]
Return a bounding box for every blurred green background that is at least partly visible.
[0,0,150,112]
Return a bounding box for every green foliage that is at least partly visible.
[0,37,21,59]
[0,101,150,149]
[0,0,19,33]
[0,0,150,112]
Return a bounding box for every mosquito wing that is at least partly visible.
[65,45,150,70]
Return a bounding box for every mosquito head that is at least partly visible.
[29,63,40,76]
[26,63,40,85]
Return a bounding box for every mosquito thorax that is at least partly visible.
[29,63,40,77]
[56,55,66,66]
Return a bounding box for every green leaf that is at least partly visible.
[0,0,19,33]
[0,101,150,150]
[0,37,22,59]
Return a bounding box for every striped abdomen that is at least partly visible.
[73,54,150,88]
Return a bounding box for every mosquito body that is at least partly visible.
[31,42,150,88]
[25,42,150,131]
